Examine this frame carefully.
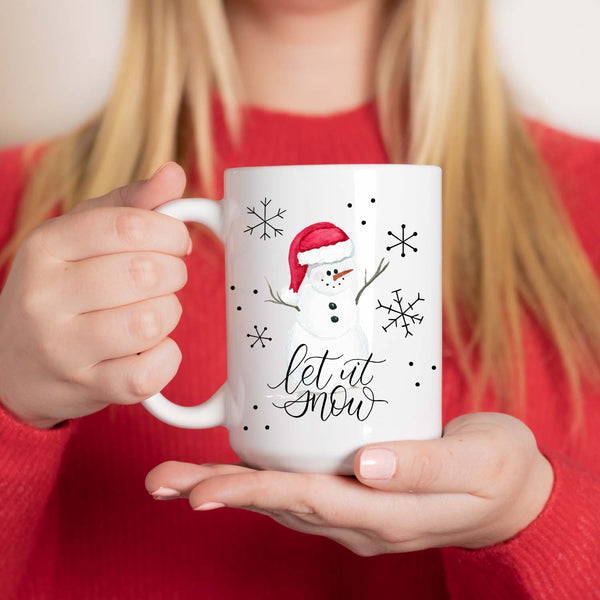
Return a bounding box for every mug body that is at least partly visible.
[222,165,441,474]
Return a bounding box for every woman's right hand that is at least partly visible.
[0,162,191,429]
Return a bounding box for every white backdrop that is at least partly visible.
[0,0,599,147]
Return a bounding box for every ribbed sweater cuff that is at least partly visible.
[0,402,76,588]
[0,401,75,488]
[442,448,600,599]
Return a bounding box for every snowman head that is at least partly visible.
[286,222,355,299]
[306,256,355,295]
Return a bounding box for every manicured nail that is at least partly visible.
[193,502,226,511]
[150,162,170,179]
[150,486,181,499]
[186,239,193,256]
[359,448,397,480]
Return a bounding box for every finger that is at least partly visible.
[86,336,182,405]
[37,206,190,262]
[354,415,522,494]
[184,470,376,528]
[76,293,182,364]
[73,161,186,212]
[145,462,255,499]
[62,252,187,314]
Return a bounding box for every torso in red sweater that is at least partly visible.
[1,99,599,599]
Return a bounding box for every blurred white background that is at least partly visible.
[0,0,599,147]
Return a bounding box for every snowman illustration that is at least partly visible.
[268,222,388,367]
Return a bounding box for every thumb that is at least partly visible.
[73,162,187,213]
[353,422,498,495]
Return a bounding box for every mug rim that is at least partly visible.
[225,163,442,175]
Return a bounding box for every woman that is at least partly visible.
[0,1,599,598]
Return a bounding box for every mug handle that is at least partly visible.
[141,198,227,429]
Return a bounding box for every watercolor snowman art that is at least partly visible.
[267,222,388,387]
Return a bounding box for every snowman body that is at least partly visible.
[286,257,369,369]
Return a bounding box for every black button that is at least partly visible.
[331,316,339,323]
[329,302,337,310]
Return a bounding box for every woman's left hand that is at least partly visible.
[145,412,554,555]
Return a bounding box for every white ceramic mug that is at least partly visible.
[142,165,442,474]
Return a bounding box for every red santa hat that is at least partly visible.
[281,222,353,303]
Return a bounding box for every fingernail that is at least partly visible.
[150,486,181,500]
[193,502,226,511]
[150,162,170,180]
[186,238,193,256]
[359,448,397,480]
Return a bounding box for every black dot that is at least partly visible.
[432,365,437,370]
[388,231,392,235]
[415,382,420,387]
[329,302,337,310]
[361,220,366,225]
[230,285,235,290]
[347,203,353,208]
[237,306,242,311]
[386,247,391,251]
[409,361,414,366]
[265,425,270,430]
[243,426,248,431]
[253,405,258,410]
[371,198,376,203]
[331,316,339,323]
[253,289,258,294]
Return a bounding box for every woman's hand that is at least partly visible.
[0,163,190,429]
[146,412,554,555]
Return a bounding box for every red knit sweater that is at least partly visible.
[1,99,599,600]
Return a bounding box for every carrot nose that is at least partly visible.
[333,269,353,281]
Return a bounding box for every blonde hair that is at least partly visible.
[4,0,600,426]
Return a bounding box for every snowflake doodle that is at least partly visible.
[386,225,418,256]
[244,198,286,240]
[376,288,425,336]
[247,326,273,348]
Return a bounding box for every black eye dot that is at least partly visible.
[371,198,376,203]
[334,269,338,274]
[253,289,258,294]
[361,220,366,225]
[243,426,248,431]
[347,203,352,208]
[230,285,235,290]
[326,270,331,276]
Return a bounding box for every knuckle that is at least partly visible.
[114,211,147,248]
[401,451,439,491]
[20,284,47,319]
[128,256,159,290]
[175,258,188,289]
[127,364,158,399]
[130,307,162,341]
[19,224,50,262]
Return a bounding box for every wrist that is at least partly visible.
[0,396,64,430]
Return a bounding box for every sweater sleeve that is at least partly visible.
[0,144,76,595]
[441,124,600,599]
[441,448,600,599]
[0,404,76,593]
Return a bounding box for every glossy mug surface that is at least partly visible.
[142,165,442,474]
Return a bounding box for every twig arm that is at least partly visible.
[355,258,389,305]
[265,280,300,312]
